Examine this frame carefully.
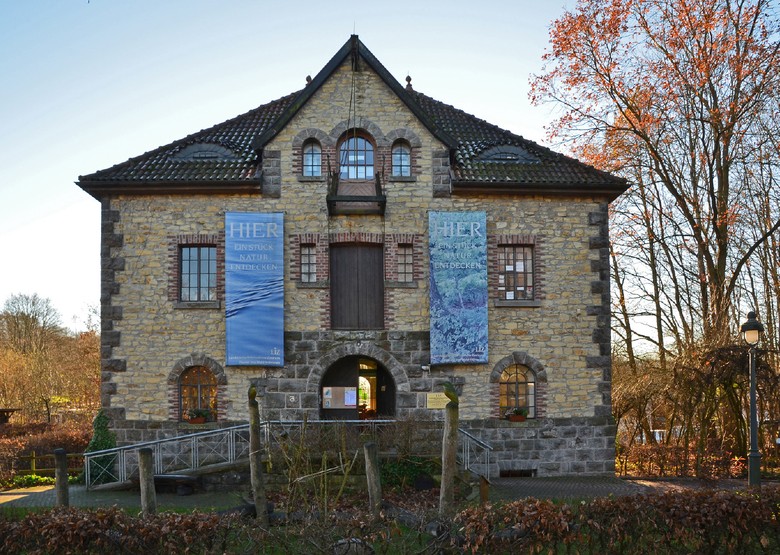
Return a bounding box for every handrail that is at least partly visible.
[84,424,250,457]
[457,428,493,481]
[85,425,252,488]
[458,427,493,450]
[84,419,493,489]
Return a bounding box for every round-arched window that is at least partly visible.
[391,141,411,177]
[179,366,217,421]
[500,365,535,418]
[303,140,322,177]
[339,135,374,180]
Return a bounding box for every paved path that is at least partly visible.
[0,477,755,512]
[0,485,242,511]
[489,476,649,501]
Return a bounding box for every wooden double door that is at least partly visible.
[330,244,383,330]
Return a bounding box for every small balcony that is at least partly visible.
[326,172,386,215]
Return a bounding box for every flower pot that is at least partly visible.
[508,415,526,422]
[187,417,206,424]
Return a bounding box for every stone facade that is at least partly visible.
[84,37,625,477]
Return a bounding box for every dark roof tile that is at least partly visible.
[78,37,627,199]
[79,91,299,184]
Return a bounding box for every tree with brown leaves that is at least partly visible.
[534,0,780,473]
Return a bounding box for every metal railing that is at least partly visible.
[84,420,492,489]
[84,424,251,488]
[457,428,493,480]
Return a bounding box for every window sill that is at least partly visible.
[494,300,541,308]
[386,281,418,288]
[174,301,222,310]
[296,280,328,289]
[297,176,325,182]
[502,418,534,425]
[388,176,416,183]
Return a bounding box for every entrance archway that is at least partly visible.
[320,356,396,420]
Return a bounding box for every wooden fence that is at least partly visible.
[15,451,84,477]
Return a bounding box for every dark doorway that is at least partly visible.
[320,356,396,420]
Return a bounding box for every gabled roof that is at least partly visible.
[409,91,627,195]
[251,35,457,152]
[77,35,628,200]
[77,91,299,196]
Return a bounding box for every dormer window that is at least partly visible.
[391,141,411,177]
[477,145,539,164]
[172,143,239,161]
[339,135,374,180]
[303,140,322,177]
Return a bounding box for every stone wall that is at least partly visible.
[464,417,616,476]
[98,55,615,476]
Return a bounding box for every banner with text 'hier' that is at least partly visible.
[429,211,488,364]
[225,212,284,366]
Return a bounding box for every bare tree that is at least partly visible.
[533,0,780,348]
[534,0,780,474]
[0,294,99,422]
[1,293,64,355]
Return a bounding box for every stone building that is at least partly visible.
[77,36,628,477]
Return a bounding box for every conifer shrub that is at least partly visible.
[83,410,117,485]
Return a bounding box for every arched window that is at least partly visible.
[339,135,374,180]
[302,140,322,177]
[500,365,535,418]
[391,141,411,177]
[179,366,217,421]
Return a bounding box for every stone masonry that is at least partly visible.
[97,52,616,476]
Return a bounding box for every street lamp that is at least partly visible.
[741,311,764,487]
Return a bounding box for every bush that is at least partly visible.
[10,473,55,488]
[3,487,778,553]
[0,421,92,487]
[83,409,117,485]
[455,487,780,553]
[380,455,440,489]
[618,441,747,479]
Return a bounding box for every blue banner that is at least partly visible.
[429,211,488,364]
[225,212,284,366]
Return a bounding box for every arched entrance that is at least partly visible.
[319,356,396,420]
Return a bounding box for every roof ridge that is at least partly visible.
[252,36,457,151]
[77,36,628,200]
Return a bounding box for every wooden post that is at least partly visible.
[248,387,269,526]
[439,400,459,517]
[30,450,36,474]
[363,441,382,519]
[479,475,490,505]
[54,448,69,507]
[138,447,156,516]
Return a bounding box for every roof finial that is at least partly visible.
[405,75,413,91]
[305,75,312,86]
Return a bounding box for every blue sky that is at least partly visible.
[0,0,572,331]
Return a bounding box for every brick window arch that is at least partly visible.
[500,365,536,418]
[179,366,217,422]
[491,352,547,419]
[168,354,227,421]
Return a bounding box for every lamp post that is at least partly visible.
[741,311,764,487]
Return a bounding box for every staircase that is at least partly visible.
[457,427,493,481]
